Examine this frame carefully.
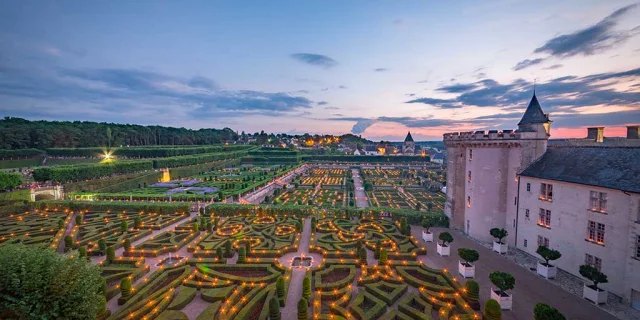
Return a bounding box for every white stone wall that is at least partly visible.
[516,176,640,300]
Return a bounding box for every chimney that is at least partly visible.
[587,127,604,143]
[627,125,639,139]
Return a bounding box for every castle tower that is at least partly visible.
[403,132,415,154]
[443,94,550,245]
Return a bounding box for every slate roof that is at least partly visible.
[518,94,549,126]
[364,145,378,152]
[520,147,640,194]
[549,138,640,148]
[404,132,414,142]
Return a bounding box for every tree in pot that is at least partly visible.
[458,248,479,267]
[484,299,502,320]
[533,303,566,320]
[489,228,508,244]
[422,215,435,233]
[579,265,607,290]
[490,271,515,297]
[439,232,453,247]
[536,246,561,267]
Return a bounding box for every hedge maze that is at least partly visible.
[0,209,71,248]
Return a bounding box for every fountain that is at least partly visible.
[291,253,313,268]
[156,252,184,267]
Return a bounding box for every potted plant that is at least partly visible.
[579,265,608,304]
[458,248,479,278]
[536,246,561,279]
[533,303,566,320]
[489,271,515,310]
[437,232,453,256]
[490,228,508,254]
[422,215,435,242]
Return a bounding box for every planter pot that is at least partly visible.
[493,241,508,254]
[422,231,433,242]
[536,262,557,279]
[583,285,607,304]
[490,288,512,310]
[458,261,475,278]
[437,243,450,256]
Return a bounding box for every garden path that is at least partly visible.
[281,218,313,320]
[58,211,78,253]
[412,226,617,320]
[351,169,368,208]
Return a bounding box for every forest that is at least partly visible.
[0,117,239,149]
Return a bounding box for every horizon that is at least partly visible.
[0,1,639,141]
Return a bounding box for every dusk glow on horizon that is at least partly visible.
[0,1,638,141]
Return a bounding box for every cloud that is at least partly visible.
[544,64,564,70]
[436,83,477,93]
[392,19,404,26]
[317,101,328,105]
[534,4,639,57]
[404,67,640,114]
[331,113,344,116]
[290,53,338,68]
[339,85,348,89]
[0,67,313,120]
[351,119,377,134]
[374,68,388,72]
[328,116,455,134]
[324,106,339,110]
[513,58,546,71]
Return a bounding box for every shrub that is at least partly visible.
[295,221,302,232]
[358,247,367,265]
[134,217,142,229]
[120,220,128,232]
[106,246,115,262]
[57,219,65,229]
[192,222,200,233]
[465,279,479,302]
[302,277,311,302]
[216,247,224,261]
[75,214,83,225]
[237,246,246,263]
[64,235,74,251]
[96,296,107,318]
[206,222,213,233]
[490,271,515,293]
[224,240,233,257]
[579,265,608,290]
[98,238,107,253]
[422,215,437,233]
[458,248,479,265]
[78,246,88,259]
[297,298,308,320]
[399,217,410,235]
[484,299,502,320]
[120,277,132,298]
[276,276,286,306]
[199,207,205,215]
[374,240,382,259]
[245,241,251,256]
[123,239,131,251]
[536,246,562,266]
[438,232,453,246]
[0,244,104,320]
[534,303,566,320]
[269,295,281,320]
[490,228,508,244]
[378,249,388,265]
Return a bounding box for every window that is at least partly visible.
[590,191,607,213]
[525,209,530,219]
[636,236,640,259]
[467,196,471,207]
[587,221,605,244]
[537,235,549,247]
[524,239,528,248]
[538,209,551,228]
[469,149,473,161]
[468,171,471,183]
[540,183,553,201]
[526,183,531,192]
[585,254,602,271]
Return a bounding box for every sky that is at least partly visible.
[0,0,639,141]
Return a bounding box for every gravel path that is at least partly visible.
[281,218,312,320]
[351,169,368,208]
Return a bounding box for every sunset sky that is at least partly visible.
[0,1,638,141]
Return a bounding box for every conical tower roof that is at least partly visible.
[404,132,414,142]
[518,94,549,126]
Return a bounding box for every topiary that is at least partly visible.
[106,246,115,263]
[358,247,367,266]
[78,246,88,259]
[579,264,608,290]
[276,276,286,306]
[96,296,108,318]
[533,303,566,320]
[120,277,132,298]
[98,238,107,253]
[134,217,142,229]
[302,277,311,302]
[374,240,382,259]
[489,271,515,294]
[206,222,213,233]
[438,232,453,246]
[216,247,224,261]
[237,246,246,263]
[489,228,508,244]
[484,299,502,320]
[245,241,251,256]
[120,220,128,233]
[378,249,388,265]
[224,240,233,257]
[465,280,480,309]
[64,235,74,251]
[192,222,200,233]
[123,239,131,251]
[57,219,65,229]
[269,295,281,320]
[297,298,308,320]
[75,214,83,225]
[536,246,562,267]
[458,248,479,265]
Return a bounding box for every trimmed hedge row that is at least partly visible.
[0,171,23,190]
[33,160,153,182]
[0,148,43,158]
[64,171,162,193]
[152,150,248,168]
[303,155,431,162]
[45,145,252,158]
[31,200,190,214]
[241,156,300,164]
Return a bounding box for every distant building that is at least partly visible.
[431,152,445,164]
[444,93,640,305]
[402,132,415,154]
[363,145,379,155]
